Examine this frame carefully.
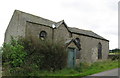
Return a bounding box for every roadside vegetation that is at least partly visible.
[109,48,120,55]
[109,48,120,60]
[1,37,119,77]
[2,37,67,76]
[24,60,118,76]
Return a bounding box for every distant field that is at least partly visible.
[109,53,120,55]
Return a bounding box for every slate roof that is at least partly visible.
[65,39,81,50]
[68,27,108,41]
[15,10,55,27]
[15,10,108,41]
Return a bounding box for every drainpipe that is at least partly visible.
[52,24,55,43]
[52,28,54,43]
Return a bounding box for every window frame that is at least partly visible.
[39,31,47,40]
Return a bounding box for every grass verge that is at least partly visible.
[27,59,119,76]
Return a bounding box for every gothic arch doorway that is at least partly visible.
[98,42,102,59]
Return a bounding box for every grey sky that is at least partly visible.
[0,0,118,49]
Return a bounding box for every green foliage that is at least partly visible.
[112,55,120,60]
[75,62,90,72]
[2,36,67,76]
[2,38,27,67]
[20,37,67,71]
[26,60,119,76]
[39,41,67,71]
[109,48,120,53]
[3,37,118,76]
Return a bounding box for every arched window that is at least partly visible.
[74,38,81,50]
[98,42,102,59]
[75,38,80,43]
[39,31,47,40]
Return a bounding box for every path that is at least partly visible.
[90,68,119,76]
[83,68,119,78]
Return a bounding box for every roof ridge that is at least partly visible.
[15,10,56,23]
[54,20,64,28]
[69,27,92,32]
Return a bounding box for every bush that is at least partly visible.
[2,38,27,67]
[2,37,67,73]
[20,37,68,71]
[111,55,120,60]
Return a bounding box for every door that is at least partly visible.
[67,48,76,68]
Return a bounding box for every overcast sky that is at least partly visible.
[0,0,118,49]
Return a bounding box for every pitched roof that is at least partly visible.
[15,10,55,27]
[15,10,108,41]
[65,39,81,50]
[54,20,64,28]
[68,27,108,41]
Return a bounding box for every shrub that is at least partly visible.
[111,55,120,60]
[20,37,68,71]
[2,36,68,76]
[2,38,27,67]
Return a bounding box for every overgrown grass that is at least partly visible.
[26,59,119,76]
[74,59,119,76]
[2,59,119,77]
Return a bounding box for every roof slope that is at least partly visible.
[15,10,55,27]
[68,27,108,41]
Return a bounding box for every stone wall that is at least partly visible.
[26,22,53,41]
[72,33,109,63]
[4,10,26,43]
[24,21,109,64]
[54,24,71,42]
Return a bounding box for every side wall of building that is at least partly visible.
[4,10,26,43]
[72,33,109,63]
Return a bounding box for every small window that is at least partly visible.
[39,31,47,40]
[74,38,81,50]
[75,38,80,46]
[75,38,80,43]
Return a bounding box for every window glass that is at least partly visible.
[39,31,47,40]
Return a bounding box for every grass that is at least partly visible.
[74,60,119,76]
[27,59,119,76]
[2,59,119,77]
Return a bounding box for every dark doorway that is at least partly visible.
[98,42,102,59]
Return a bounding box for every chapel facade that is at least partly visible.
[4,10,109,67]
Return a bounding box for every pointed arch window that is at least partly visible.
[75,38,81,48]
[98,42,102,59]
